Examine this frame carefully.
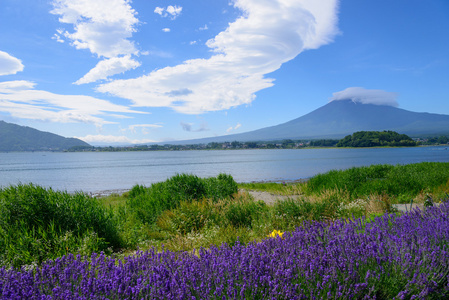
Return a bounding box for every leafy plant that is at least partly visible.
[127,173,237,224]
[225,199,268,228]
[0,184,119,267]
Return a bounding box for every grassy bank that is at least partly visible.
[240,162,449,203]
[1,162,449,269]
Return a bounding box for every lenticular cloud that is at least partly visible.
[98,0,340,114]
[330,87,399,107]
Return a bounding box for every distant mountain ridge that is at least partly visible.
[170,100,449,144]
[0,121,90,151]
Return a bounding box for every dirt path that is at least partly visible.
[242,190,300,205]
[243,189,425,213]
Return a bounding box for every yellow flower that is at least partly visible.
[268,229,284,238]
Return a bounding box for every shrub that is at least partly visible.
[274,198,327,222]
[225,199,268,228]
[205,173,238,200]
[0,184,120,267]
[127,174,237,224]
[156,200,216,234]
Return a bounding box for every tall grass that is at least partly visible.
[0,184,120,268]
[305,162,449,202]
[127,173,238,224]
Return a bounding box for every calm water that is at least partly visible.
[0,147,448,194]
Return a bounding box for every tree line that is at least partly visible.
[67,131,449,152]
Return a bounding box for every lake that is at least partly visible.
[0,146,448,194]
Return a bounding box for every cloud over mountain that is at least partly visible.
[97,0,340,114]
[330,87,399,107]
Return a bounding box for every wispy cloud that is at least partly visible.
[162,28,171,33]
[74,55,141,85]
[330,87,399,107]
[154,5,182,20]
[226,122,241,133]
[50,0,140,83]
[180,121,209,132]
[98,0,340,114]
[127,124,163,134]
[0,80,146,126]
[0,51,24,76]
[75,134,156,145]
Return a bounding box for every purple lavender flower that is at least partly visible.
[1,204,449,299]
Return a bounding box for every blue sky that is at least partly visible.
[0,0,448,145]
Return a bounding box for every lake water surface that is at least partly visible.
[1,147,448,194]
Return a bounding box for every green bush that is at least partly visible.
[157,200,216,234]
[205,173,239,201]
[274,198,327,222]
[0,184,120,267]
[306,162,449,200]
[127,174,238,224]
[225,200,268,228]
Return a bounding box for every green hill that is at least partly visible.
[0,121,90,152]
[336,130,418,147]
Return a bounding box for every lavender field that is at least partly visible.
[2,204,449,299]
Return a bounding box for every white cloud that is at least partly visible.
[128,124,162,134]
[76,134,156,145]
[154,5,182,20]
[154,7,164,15]
[199,24,208,31]
[52,33,65,43]
[50,0,140,83]
[0,80,146,125]
[162,28,171,33]
[74,55,141,84]
[166,5,182,17]
[0,51,24,76]
[330,87,399,107]
[51,29,65,43]
[226,122,241,133]
[98,0,339,114]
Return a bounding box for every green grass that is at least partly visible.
[305,162,449,202]
[126,173,238,224]
[1,162,449,268]
[0,184,120,268]
[240,162,449,204]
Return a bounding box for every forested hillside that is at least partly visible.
[0,121,90,151]
[336,131,418,147]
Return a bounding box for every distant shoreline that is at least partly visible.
[2,144,448,154]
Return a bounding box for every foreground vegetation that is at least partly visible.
[1,162,449,298]
[3,204,449,299]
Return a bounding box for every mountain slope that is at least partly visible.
[171,100,449,144]
[0,121,90,151]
